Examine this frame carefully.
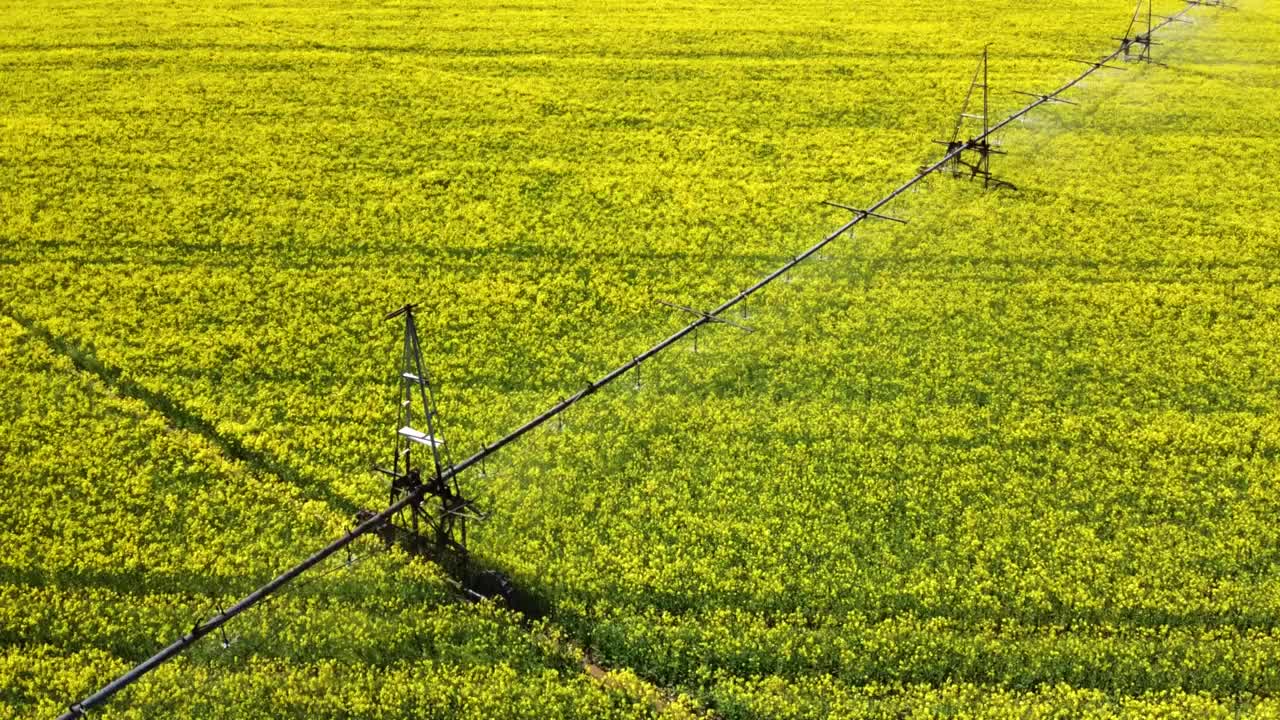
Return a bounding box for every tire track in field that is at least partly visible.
[0,306,362,518]
[207,4,635,124]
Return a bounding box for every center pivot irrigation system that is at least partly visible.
[60,2,1233,717]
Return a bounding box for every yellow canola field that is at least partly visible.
[1,0,1278,717]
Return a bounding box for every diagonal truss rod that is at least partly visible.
[656,299,755,333]
[57,2,1206,717]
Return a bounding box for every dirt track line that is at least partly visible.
[2,306,362,517]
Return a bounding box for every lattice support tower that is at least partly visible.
[934,45,1015,191]
[368,304,485,578]
[1118,0,1158,64]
